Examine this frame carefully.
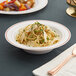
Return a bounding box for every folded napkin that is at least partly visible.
[32,44,76,76]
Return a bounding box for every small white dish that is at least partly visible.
[5,20,71,54]
[0,0,48,15]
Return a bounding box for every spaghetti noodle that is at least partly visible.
[16,22,60,47]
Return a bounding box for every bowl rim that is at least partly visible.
[5,20,71,51]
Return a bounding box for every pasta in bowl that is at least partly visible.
[5,20,71,54]
[16,22,60,47]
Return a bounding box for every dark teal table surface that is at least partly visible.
[0,0,76,76]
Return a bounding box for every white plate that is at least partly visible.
[0,0,48,15]
[5,20,71,54]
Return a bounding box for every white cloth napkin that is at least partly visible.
[32,44,76,76]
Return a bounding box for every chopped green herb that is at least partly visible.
[35,22,40,24]
[55,35,57,37]
[51,38,53,40]
[35,22,42,26]
[42,39,45,43]
[31,24,34,30]
[34,30,38,33]
[40,29,43,32]
[23,30,25,32]
[47,37,49,40]
[54,30,56,32]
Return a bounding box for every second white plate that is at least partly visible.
[0,0,48,15]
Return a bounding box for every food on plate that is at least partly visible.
[0,0,35,11]
[16,22,60,47]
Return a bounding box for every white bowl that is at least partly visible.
[5,20,71,54]
[0,0,48,15]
